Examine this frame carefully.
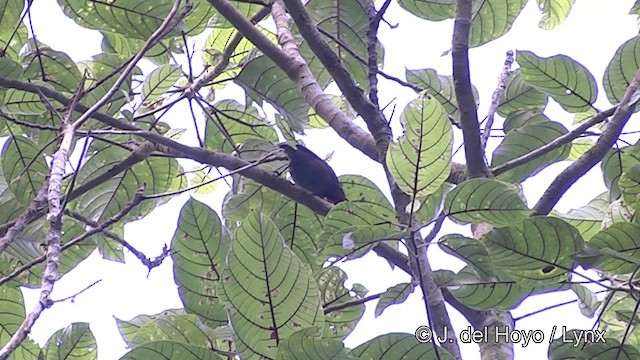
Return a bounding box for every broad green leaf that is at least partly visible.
[320,175,400,257]
[0,0,24,36]
[469,0,527,47]
[569,283,599,317]
[2,218,95,287]
[43,323,96,360]
[387,97,452,197]
[567,138,594,161]
[586,223,640,274]
[619,164,640,206]
[141,64,181,104]
[2,89,47,115]
[603,36,640,105]
[302,0,381,90]
[116,310,216,349]
[444,179,530,227]
[398,0,456,21]
[1,136,49,205]
[554,192,607,240]
[439,267,564,310]
[374,283,413,318]
[82,53,136,117]
[481,217,584,284]
[537,0,575,29]
[101,32,170,64]
[204,99,278,153]
[0,22,27,61]
[491,120,570,183]
[497,70,548,116]
[72,141,180,223]
[406,68,479,121]
[120,341,223,360]
[0,286,40,358]
[601,143,640,202]
[23,47,82,93]
[236,56,307,133]
[58,0,213,40]
[171,199,229,327]
[439,234,495,280]
[517,50,597,113]
[350,333,455,360]
[220,212,324,360]
[0,286,25,345]
[502,109,545,133]
[317,267,365,339]
[0,58,22,79]
[0,166,25,226]
[277,327,358,360]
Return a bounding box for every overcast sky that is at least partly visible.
[16,1,640,359]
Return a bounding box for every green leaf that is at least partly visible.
[567,138,594,161]
[236,55,308,133]
[0,58,22,79]
[491,120,570,183]
[398,0,456,21]
[350,333,455,360]
[553,192,607,240]
[586,223,640,274]
[619,164,640,206]
[387,97,452,197]
[319,175,400,257]
[220,212,324,360]
[406,68,479,121]
[171,198,230,327]
[442,267,561,310]
[502,109,545,133]
[439,234,495,280]
[0,0,24,36]
[568,283,599,317]
[59,0,212,40]
[481,217,584,284]
[497,70,548,116]
[374,283,413,318]
[537,0,575,29]
[1,136,49,205]
[277,327,358,360]
[469,0,527,47]
[43,323,97,360]
[303,0,380,91]
[317,267,365,339]
[82,53,136,116]
[444,179,530,227]
[603,36,640,105]
[23,47,82,93]
[120,341,223,360]
[517,50,597,113]
[2,89,47,115]
[204,99,278,154]
[115,310,216,349]
[141,64,181,104]
[72,141,180,223]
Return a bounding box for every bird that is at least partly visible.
[278,143,347,204]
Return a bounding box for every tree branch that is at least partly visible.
[533,69,640,216]
[452,0,487,178]
[281,0,391,156]
[491,106,615,177]
[206,0,379,161]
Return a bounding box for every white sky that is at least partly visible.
[14,1,640,359]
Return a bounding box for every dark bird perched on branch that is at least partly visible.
[278,143,347,204]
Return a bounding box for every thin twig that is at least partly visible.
[481,50,514,150]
